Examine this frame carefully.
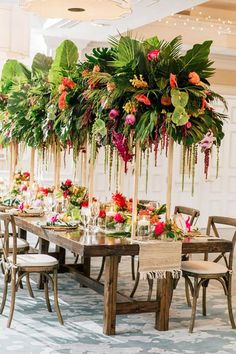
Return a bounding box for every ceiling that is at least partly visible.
[1,0,208,43]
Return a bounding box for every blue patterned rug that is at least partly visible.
[0,257,235,354]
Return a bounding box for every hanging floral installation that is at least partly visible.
[0,34,227,195]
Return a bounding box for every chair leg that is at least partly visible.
[74,254,79,264]
[44,277,52,313]
[0,275,8,314]
[202,285,207,316]
[7,269,17,328]
[227,276,236,329]
[130,272,140,298]
[189,277,199,333]
[52,269,63,325]
[185,278,191,308]
[26,273,34,298]
[131,256,136,280]
[147,278,154,301]
[97,257,105,282]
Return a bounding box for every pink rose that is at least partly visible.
[114,213,125,223]
[186,122,192,129]
[21,184,27,192]
[125,114,136,126]
[154,221,165,236]
[109,109,119,120]
[147,49,160,61]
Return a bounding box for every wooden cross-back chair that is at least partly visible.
[182,216,236,332]
[130,205,200,299]
[0,213,63,327]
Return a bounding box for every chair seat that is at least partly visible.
[8,254,58,268]
[182,260,228,275]
[0,237,29,251]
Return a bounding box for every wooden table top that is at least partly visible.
[14,215,233,257]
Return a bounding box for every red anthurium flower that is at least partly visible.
[58,91,68,110]
[147,49,160,61]
[135,94,151,106]
[154,221,165,236]
[170,73,177,89]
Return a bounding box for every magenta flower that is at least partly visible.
[50,214,59,223]
[21,184,27,192]
[125,114,136,126]
[109,109,119,120]
[114,213,125,223]
[199,131,216,151]
[112,130,133,173]
[147,49,160,61]
[18,203,24,211]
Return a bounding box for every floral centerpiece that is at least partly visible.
[154,219,183,240]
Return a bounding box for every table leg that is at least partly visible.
[103,255,119,335]
[18,228,27,240]
[155,272,173,331]
[38,238,50,289]
[80,256,91,288]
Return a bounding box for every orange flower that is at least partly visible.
[161,95,172,106]
[58,91,68,110]
[170,73,177,88]
[93,64,100,73]
[135,94,151,106]
[188,72,200,85]
[150,215,160,225]
[58,84,66,94]
[81,69,90,77]
[62,77,76,90]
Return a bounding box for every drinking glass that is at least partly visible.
[90,201,100,232]
[81,207,91,231]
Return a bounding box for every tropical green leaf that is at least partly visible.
[180,40,214,78]
[1,60,31,84]
[48,40,78,84]
[92,118,106,137]
[172,106,189,126]
[171,89,189,107]
[32,53,53,77]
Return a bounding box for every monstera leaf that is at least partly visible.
[172,107,189,126]
[32,53,53,77]
[171,89,189,108]
[1,60,30,84]
[48,40,78,84]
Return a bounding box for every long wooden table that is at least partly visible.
[14,215,233,335]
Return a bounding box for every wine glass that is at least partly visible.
[44,195,54,213]
[81,207,91,231]
[90,201,100,232]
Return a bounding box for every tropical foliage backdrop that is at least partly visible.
[0,35,227,193]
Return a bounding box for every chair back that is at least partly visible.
[206,216,236,270]
[0,212,17,266]
[174,206,200,226]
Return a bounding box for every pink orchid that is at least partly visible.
[125,114,136,126]
[18,203,24,211]
[50,214,59,223]
[199,131,216,151]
